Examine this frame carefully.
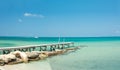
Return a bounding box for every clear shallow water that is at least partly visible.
[0,37,120,70]
[49,47,120,70]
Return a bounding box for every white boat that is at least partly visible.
[34,36,39,38]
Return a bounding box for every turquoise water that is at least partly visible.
[0,37,120,70]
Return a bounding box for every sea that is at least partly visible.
[0,36,120,70]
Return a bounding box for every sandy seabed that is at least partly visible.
[0,59,52,70]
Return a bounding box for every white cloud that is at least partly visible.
[18,19,22,22]
[24,13,44,18]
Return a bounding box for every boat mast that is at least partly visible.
[58,36,60,43]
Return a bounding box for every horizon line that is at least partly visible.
[0,36,120,38]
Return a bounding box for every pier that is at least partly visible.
[0,42,74,54]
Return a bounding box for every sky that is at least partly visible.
[0,0,120,37]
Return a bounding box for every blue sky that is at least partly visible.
[0,0,120,37]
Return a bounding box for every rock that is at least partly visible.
[55,49,64,54]
[0,55,5,66]
[0,54,16,64]
[0,60,5,66]
[26,52,39,59]
[66,47,80,51]
[5,54,16,63]
[31,51,41,54]
[42,51,58,56]
[39,53,48,60]
[12,51,28,63]
[7,58,23,65]
[0,46,80,65]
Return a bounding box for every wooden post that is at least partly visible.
[58,45,60,49]
[50,45,55,51]
[53,45,55,51]
[43,46,47,51]
[26,48,29,51]
[3,50,5,54]
[29,48,31,52]
[14,49,16,51]
[32,47,36,51]
[21,48,28,52]
[68,44,70,47]
[18,49,21,51]
[39,47,42,51]
[3,50,11,54]
[61,44,64,49]
[50,46,53,51]
[39,46,47,51]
